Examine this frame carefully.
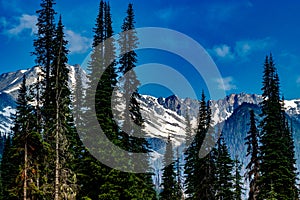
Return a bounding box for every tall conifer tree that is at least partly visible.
[160,136,181,200]
[245,110,259,200]
[233,156,244,200]
[116,3,156,199]
[258,54,298,199]
[33,0,56,111]
[215,134,234,200]
[184,91,216,199]
[50,16,78,200]
[0,134,16,200]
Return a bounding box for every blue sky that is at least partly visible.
[1,0,300,100]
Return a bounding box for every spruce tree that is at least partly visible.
[50,16,78,200]
[245,109,259,200]
[79,1,121,199]
[258,54,298,199]
[114,3,156,199]
[184,91,216,199]
[160,136,181,200]
[233,156,244,200]
[0,76,43,199]
[215,134,234,200]
[32,0,57,196]
[33,0,56,109]
[78,1,106,198]
[0,134,16,200]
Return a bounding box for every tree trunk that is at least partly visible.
[24,139,27,200]
[55,116,59,200]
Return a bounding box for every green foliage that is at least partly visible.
[215,134,234,200]
[33,0,56,108]
[233,156,244,200]
[258,54,298,199]
[245,109,259,200]
[0,135,17,200]
[115,3,156,199]
[159,136,181,200]
[184,91,217,199]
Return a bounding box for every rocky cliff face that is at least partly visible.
[1,65,300,148]
[1,66,300,192]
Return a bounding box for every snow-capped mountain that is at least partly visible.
[0,64,85,133]
[1,65,300,150]
[1,66,300,196]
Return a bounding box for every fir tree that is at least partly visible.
[32,0,57,196]
[215,134,234,200]
[184,91,216,199]
[160,135,181,200]
[10,76,43,199]
[33,0,56,109]
[79,1,120,199]
[245,109,259,200]
[258,54,298,199]
[0,134,16,200]
[50,16,78,200]
[233,156,244,200]
[115,3,156,199]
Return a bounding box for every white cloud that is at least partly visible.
[235,38,272,57]
[212,44,234,60]
[0,17,7,28]
[212,37,273,60]
[297,77,300,86]
[8,14,37,36]
[65,30,92,54]
[216,76,237,91]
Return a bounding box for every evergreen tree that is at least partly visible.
[258,54,298,199]
[114,3,156,199]
[233,156,244,200]
[33,0,56,109]
[79,1,120,199]
[160,136,181,200]
[78,1,106,198]
[0,76,43,199]
[0,134,16,200]
[184,91,216,199]
[32,0,57,196]
[215,134,234,200]
[245,109,259,200]
[50,16,78,200]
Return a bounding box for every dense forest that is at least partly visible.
[0,0,299,199]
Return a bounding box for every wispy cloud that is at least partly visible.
[211,37,273,61]
[65,30,92,54]
[0,17,8,29]
[4,13,91,54]
[235,38,272,57]
[297,77,300,86]
[7,14,37,36]
[212,44,235,60]
[216,76,237,91]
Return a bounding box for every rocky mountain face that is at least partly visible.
[1,66,300,193]
[0,64,85,133]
